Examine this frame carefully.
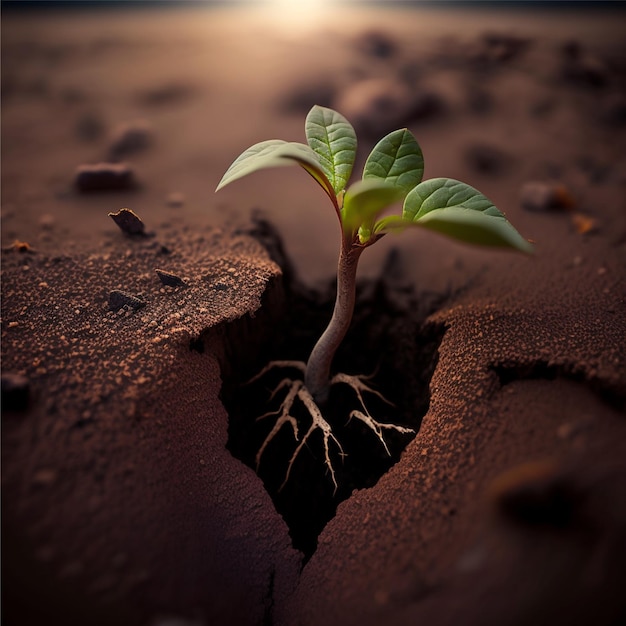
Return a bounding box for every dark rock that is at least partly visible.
[108,208,146,236]
[333,79,443,137]
[334,79,407,136]
[356,30,397,59]
[1,372,30,411]
[108,290,146,312]
[520,181,576,213]
[75,163,136,193]
[107,120,152,160]
[561,40,609,88]
[473,32,531,65]
[155,268,187,288]
[465,143,512,175]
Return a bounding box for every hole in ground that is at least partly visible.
[217,218,447,560]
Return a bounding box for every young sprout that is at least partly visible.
[217,105,532,491]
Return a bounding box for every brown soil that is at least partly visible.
[2,5,626,626]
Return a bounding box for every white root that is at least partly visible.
[348,411,414,456]
[255,380,302,470]
[330,372,395,411]
[280,385,345,493]
[252,365,411,493]
[246,360,306,385]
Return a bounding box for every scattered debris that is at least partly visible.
[108,290,146,312]
[75,162,136,193]
[520,181,576,212]
[107,119,153,160]
[155,268,187,288]
[108,208,146,236]
[1,372,30,411]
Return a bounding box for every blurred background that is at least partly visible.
[2,0,625,285]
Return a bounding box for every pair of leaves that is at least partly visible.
[216,105,532,254]
[216,106,356,212]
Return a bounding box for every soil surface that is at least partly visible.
[2,4,626,626]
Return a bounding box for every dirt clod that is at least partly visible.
[107,120,153,160]
[75,162,136,193]
[108,290,146,312]
[155,268,187,288]
[109,208,146,236]
[520,181,576,212]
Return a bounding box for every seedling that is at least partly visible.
[217,105,532,491]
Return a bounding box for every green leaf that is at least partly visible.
[342,179,404,241]
[362,128,424,195]
[305,105,357,196]
[390,178,533,253]
[215,139,336,202]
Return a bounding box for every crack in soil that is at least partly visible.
[213,219,447,559]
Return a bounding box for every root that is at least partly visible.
[330,372,395,411]
[252,366,412,493]
[246,360,306,385]
[333,373,413,455]
[348,411,414,456]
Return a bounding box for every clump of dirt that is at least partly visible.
[220,219,446,558]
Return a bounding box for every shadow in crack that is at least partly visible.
[218,218,446,559]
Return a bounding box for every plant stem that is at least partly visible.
[305,236,363,404]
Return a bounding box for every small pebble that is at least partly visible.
[108,290,146,312]
[333,78,413,136]
[155,268,187,288]
[571,213,598,235]
[108,208,146,236]
[75,163,136,193]
[520,181,575,212]
[108,119,153,160]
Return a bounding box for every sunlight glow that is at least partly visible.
[264,0,332,28]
